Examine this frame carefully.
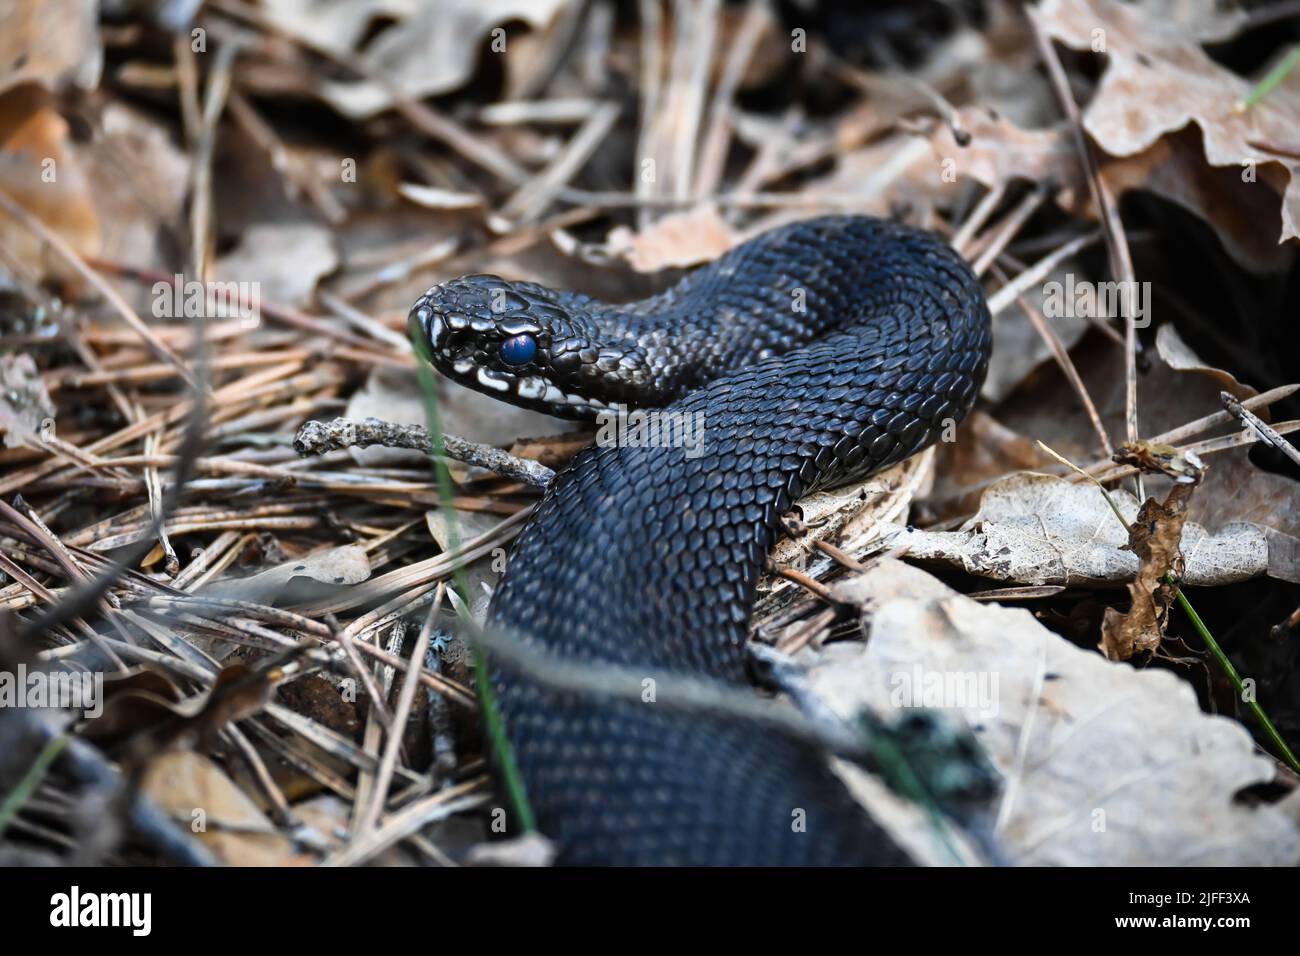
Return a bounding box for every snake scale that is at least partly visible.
[410,215,992,864]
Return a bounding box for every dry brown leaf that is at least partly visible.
[0,97,185,297]
[140,750,315,866]
[1098,126,1294,272]
[1034,0,1300,251]
[214,221,338,309]
[0,0,101,95]
[931,81,1290,270]
[1099,473,1196,661]
[83,103,189,275]
[263,0,576,118]
[0,85,99,280]
[930,101,1293,270]
[932,106,1085,208]
[82,663,283,754]
[605,205,739,272]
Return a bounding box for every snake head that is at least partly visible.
[410,275,653,420]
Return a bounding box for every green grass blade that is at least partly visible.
[410,317,538,833]
[1239,44,1300,110]
[0,733,69,838]
[1167,573,1300,774]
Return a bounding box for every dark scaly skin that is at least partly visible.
[410,216,992,864]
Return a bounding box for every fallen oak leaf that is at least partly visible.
[1033,0,1300,249]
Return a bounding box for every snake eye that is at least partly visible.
[500,333,537,366]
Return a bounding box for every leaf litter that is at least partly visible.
[0,0,1298,866]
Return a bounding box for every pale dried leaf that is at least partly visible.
[808,559,1300,865]
[932,106,1084,207]
[215,221,338,308]
[889,473,1293,585]
[1034,0,1300,247]
[203,545,371,604]
[0,0,101,95]
[285,0,575,118]
[605,205,738,272]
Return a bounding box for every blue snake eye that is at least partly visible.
[500,334,537,366]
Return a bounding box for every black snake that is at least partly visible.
[410,215,992,864]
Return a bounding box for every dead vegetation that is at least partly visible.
[1,0,1299,866]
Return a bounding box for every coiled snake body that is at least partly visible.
[411,216,991,864]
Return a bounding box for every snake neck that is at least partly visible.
[483,217,991,677]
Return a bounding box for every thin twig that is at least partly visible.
[294,417,556,490]
[1221,391,1300,468]
[1030,15,1143,499]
